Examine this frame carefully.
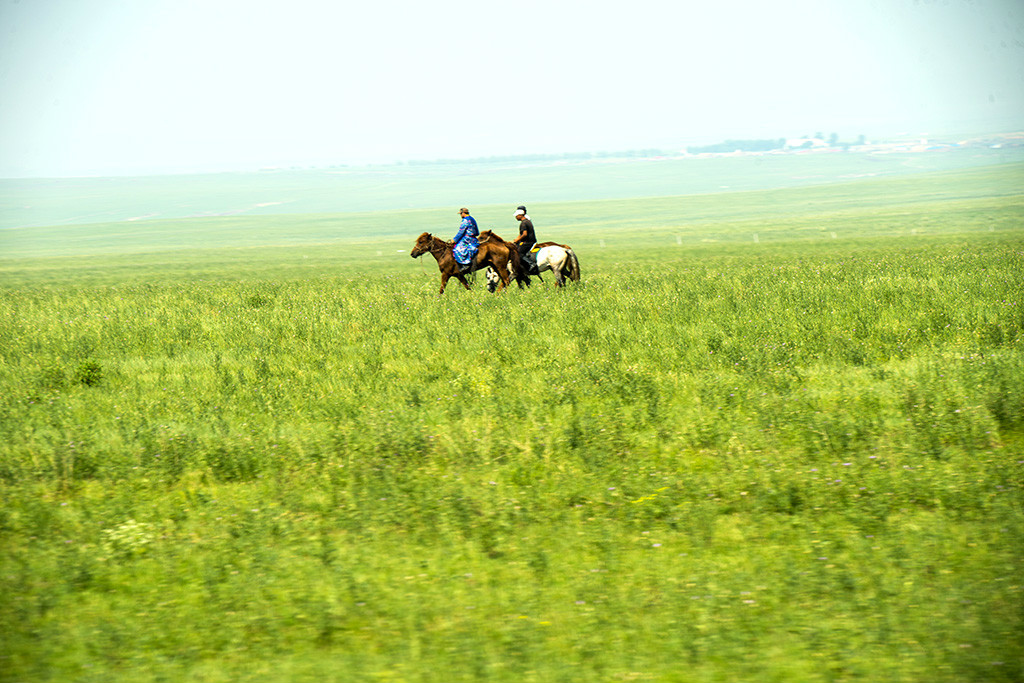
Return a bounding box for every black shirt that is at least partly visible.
[517,217,536,250]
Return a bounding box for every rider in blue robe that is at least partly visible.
[452,208,479,270]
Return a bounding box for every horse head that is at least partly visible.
[410,232,434,258]
[485,267,501,293]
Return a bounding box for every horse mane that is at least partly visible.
[478,230,505,243]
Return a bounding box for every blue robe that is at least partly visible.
[452,215,479,265]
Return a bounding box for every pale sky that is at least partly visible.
[1,0,1022,177]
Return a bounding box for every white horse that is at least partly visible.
[487,242,581,291]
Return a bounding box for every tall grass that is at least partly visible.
[1,174,1022,681]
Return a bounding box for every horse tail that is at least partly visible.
[565,248,581,282]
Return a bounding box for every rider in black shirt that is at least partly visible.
[513,205,537,273]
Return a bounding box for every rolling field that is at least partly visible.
[1,160,1023,681]
[2,146,1021,231]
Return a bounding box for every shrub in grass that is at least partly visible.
[72,360,103,387]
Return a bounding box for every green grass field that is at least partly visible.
[1,158,1023,682]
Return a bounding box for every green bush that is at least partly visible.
[72,359,103,387]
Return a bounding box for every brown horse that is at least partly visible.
[478,230,532,289]
[410,231,526,295]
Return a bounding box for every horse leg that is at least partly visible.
[454,273,472,290]
[494,261,511,293]
[534,259,548,284]
[439,272,452,295]
[551,252,567,287]
[507,255,526,288]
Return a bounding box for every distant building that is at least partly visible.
[784,138,830,150]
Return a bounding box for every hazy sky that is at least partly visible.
[1,0,1022,177]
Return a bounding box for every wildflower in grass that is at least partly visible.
[100,519,156,560]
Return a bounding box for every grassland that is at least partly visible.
[2,146,1021,230]
[1,160,1022,682]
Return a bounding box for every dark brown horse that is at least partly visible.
[410,231,527,295]
[478,230,532,289]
